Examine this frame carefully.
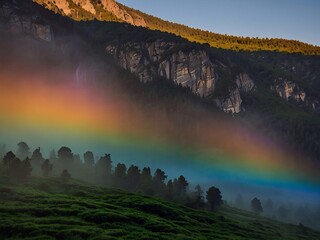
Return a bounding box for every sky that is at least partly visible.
[116,0,320,46]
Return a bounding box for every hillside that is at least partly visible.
[0,0,320,237]
[33,0,320,55]
[0,177,319,240]
[1,0,320,171]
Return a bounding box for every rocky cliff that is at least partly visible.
[105,40,255,113]
[2,0,318,115]
[272,78,319,112]
[0,2,54,42]
[100,0,146,26]
[106,41,216,96]
[35,0,146,26]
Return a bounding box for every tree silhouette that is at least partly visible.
[140,167,153,195]
[84,151,94,167]
[8,157,21,179]
[30,148,44,165]
[166,179,173,200]
[57,146,73,166]
[176,175,188,196]
[127,165,140,190]
[251,197,263,214]
[206,186,222,210]
[114,163,127,188]
[16,142,30,160]
[41,159,53,177]
[194,184,204,208]
[195,184,203,200]
[95,154,112,185]
[30,148,44,174]
[3,151,15,168]
[3,152,17,177]
[153,168,167,195]
[5,155,32,181]
[83,151,94,181]
[60,169,71,184]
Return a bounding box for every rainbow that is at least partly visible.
[0,71,319,200]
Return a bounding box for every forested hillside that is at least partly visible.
[125,6,320,55]
[33,0,320,55]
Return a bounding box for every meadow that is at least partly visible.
[0,177,319,240]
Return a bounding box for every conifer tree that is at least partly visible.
[41,159,53,177]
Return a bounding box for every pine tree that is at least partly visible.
[206,186,222,210]
[251,197,263,214]
[41,159,53,177]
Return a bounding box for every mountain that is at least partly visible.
[1,0,320,165]
[34,0,146,26]
[34,0,320,55]
[0,0,320,234]
[1,177,320,240]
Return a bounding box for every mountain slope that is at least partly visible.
[33,0,320,55]
[2,0,320,163]
[1,0,320,233]
[1,177,319,240]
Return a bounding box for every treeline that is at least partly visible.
[31,0,320,55]
[134,8,320,55]
[0,142,223,211]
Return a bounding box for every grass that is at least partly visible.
[0,177,319,239]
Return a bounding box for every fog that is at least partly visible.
[0,29,319,229]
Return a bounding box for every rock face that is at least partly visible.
[106,40,255,113]
[212,73,254,113]
[214,88,243,114]
[272,78,319,112]
[236,73,255,92]
[73,0,96,15]
[101,0,146,27]
[106,40,216,97]
[274,78,306,102]
[35,0,146,27]
[38,0,71,15]
[28,0,256,114]
[32,23,54,42]
[0,3,54,42]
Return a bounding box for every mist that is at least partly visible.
[0,25,319,229]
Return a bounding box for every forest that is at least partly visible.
[133,7,320,55]
[1,141,319,229]
[1,142,223,210]
[32,0,320,55]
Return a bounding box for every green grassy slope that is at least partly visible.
[0,177,319,240]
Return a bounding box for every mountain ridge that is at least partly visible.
[33,0,320,55]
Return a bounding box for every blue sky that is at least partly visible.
[116,0,320,46]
